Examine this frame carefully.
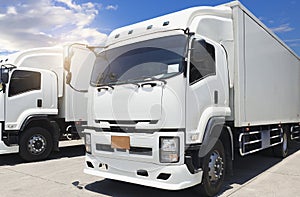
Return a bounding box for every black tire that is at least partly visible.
[273,129,288,158]
[196,140,226,197]
[19,127,53,161]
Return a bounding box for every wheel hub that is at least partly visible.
[28,134,46,155]
[208,150,224,183]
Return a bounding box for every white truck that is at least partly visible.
[83,1,300,196]
[0,44,95,161]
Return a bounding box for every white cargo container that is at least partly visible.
[84,1,300,196]
[0,44,95,161]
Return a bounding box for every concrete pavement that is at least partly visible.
[221,143,300,196]
[0,142,300,197]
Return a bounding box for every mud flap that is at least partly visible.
[50,121,60,152]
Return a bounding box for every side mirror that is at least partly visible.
[64,57,71,72]
[1,72,9,84]
[64,47,74,72]
[66,72,72,84]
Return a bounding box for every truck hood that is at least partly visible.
[93,83,163,122]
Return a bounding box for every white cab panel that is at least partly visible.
[8,47,64,97]
[94,85,162,121]
[5,68,58,130]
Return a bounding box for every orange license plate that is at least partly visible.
[111,136,130,150]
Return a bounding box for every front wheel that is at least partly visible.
[196,140,226,197]
[19,127,53,161]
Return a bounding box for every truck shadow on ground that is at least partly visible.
[225,141,300,185]
[0,145,85,166]
[84,141,300,197]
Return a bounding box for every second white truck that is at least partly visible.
[84,1,300,196]
[0,44,95,161]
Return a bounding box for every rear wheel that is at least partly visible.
[19,127,53,161]
[273,129,288,158]
[196,140,226,197]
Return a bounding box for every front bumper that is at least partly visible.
[83,129,203,190]
[84,154,202,190]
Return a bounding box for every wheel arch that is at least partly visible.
[20,115,60,151]
[219,125,234,175]
[198,117,234,175]
[198,117,225,158]
[219,126,234,161]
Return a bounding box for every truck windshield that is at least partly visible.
[91,35,187,86]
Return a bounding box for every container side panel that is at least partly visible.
[243,13,300,126]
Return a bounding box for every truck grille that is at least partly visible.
[102,127,156,134]
[96,143,152,156]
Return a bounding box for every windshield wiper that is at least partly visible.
[95,84,115,90]
[93,80,140,89]
[137,76,167,84]
[93,76,167,90]
[114,80,141,88]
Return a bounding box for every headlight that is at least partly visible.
[159,137,179,163]
[85,133,92,154]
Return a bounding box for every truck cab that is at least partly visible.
[84,4,232,196]
[0,58,58,155]
[84,1,300,196]
[0,44,95,161]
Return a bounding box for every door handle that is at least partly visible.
[37,99,42,107]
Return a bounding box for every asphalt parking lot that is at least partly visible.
[1,141,300,197]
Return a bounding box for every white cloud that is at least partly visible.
[259,17,277,25]
[0,0,107,54]
[7,6,17,15]
[284,39,300,43]
[271,23,294,33]
[105,5,118,11]
[55,0,81,11]
[285,39,300,47]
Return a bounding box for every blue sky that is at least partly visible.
[0,0,299,56]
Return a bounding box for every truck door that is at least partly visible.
[185,37,229,144]
[4,69,43,130]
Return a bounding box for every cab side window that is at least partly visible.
[189,39,216,84]
[9,70,41,97]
